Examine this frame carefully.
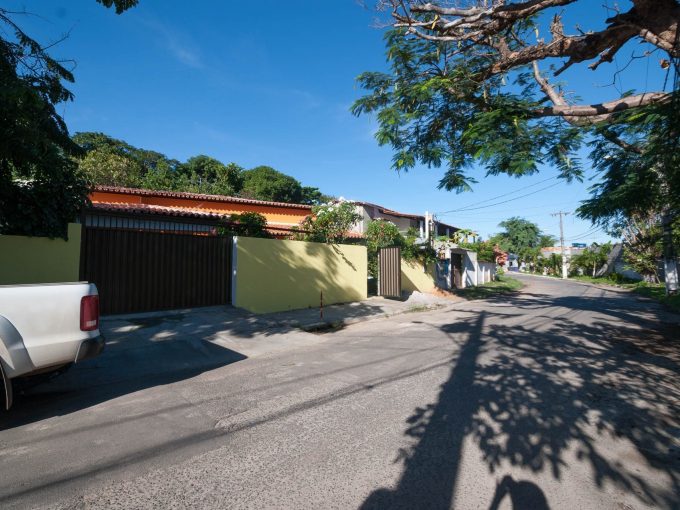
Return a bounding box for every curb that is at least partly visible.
[298,302,451,332]
[515,272,634,294]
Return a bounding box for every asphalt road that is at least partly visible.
[1,274,679,509]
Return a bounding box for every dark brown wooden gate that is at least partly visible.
[378,246,401,299]
[82,227,232,315]
[451,253,463,289]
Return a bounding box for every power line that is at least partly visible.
[566,227,605,242]
[434,176,558,215]
[437,182,562,215]
[446,200,580,218]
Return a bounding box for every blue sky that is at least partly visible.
[7,1,670,243]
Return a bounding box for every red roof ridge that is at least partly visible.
[92,185,313,210]
[91,202,227,219]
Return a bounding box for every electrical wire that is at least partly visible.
[566,227,604,241]
[434,176,559,215]
[437,182,562,215]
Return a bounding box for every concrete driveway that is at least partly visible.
[0,274,678,509]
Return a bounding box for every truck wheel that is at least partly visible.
[1,361,12,410]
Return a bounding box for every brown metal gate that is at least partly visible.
[378,246,401,299]
[82,227,232,315]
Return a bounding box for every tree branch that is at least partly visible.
[531,91,671,118]
[394,0,679,76]
[531,61,645,153]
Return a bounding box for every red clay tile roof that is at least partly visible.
[93,185,313,210]
[89,203,367,238]
[91,202,228,219]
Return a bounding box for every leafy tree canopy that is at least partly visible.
[355,0,679,291]
[354,0,678,195]
[459,240,497,263]
[179,156,244,196]
[96,0,138,14]
[0,1,137,237]
[571,243,612,277]
[296,201,362,244]
[74,133,329,203]
[300,186,334,206]
[491,217,551,257]
[221,212,271,238]
[0,8,88,237]
[366,219,405,277]
[241,166,303,203]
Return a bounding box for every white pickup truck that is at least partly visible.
[0,282,104,409]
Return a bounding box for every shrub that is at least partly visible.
[221,212,271,238]
[296,200,362,244]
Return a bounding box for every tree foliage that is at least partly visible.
[74,132,330,203]
[491,217,543,256]
[354,0,678,192]
[0,3,137,237]
[459,240,496,263]
[570,243,612,277]
[295,201,362,244]
[240,166,303,203]
[365,219,405,277]
[180,156,244,196]
[221,212,271,238]
[0,8,89,237]
[300,186,334,206]
[96,0,138,14]
[354,0,680,291]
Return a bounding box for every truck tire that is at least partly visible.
[1,360,12,410]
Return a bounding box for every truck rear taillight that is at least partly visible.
[80,295,100,331]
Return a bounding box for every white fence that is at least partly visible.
[477,262,496,285]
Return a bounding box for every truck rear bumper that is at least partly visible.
[75,335,105,363]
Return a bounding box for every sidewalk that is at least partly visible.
[268,291,457,331]
[99,291,458,361]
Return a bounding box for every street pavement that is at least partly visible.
[0,274,678,509]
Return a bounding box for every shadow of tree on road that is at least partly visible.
[362,292,680,509]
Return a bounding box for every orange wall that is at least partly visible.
[90,191,311,226]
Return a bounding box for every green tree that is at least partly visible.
[141,159,186,191]
[539,235,557,248]
[296,201,362,244]
[96,0,138,14]
[618,213,665,283]
[221,212,271,238]
[365,219,405,277]
[180,156,244,196]
[78,147,143,188]
[300,186,333,206]
[73,131,184,189]
[240,166,303,203]
[1,1,138,237]
[571,243,612,277]
[493,217,544,257]
[354,0,679,293]
[459,240,498,264]
[0,9,89,237]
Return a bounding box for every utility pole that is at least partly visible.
[551,211,570,279]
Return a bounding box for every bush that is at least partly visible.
[459,240,496,263]
[221,212,271,238]
[295,200,362,244]
[366,219,405,277]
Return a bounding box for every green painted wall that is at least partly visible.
[0,223,81,285]
[401,259,436,293]
[234,237,367,314]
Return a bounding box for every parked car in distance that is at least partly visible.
[0,282,104,409]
